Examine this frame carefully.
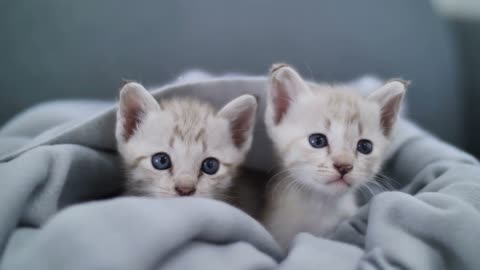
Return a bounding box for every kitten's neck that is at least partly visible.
[263,172,358,249]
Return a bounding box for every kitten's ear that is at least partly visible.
[267,63,311,125]
[368,80,407,136]
[218,95,257,150]
[116,82,160,142]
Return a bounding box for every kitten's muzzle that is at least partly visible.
[333,163,353,176]
[175,185,196,196]
[174,174,197,196]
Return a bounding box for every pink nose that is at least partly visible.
[175,186,196,196]
[334,163,353,176]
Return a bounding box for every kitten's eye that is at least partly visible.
[201,157,220,175]
[357,139,373,154]
[309,133,328,148]
[151,152,171,170]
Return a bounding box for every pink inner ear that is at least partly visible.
[122,97,143,141]
[272,79,290,125]
[381,94,402,136]
[230,109,253,148]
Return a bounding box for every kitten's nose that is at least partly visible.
[334,163,353,176]
[175,185,196,196]
[175,174,197,196]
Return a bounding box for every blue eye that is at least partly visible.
[201,157,219,175]
[151,152,171,170]
[357,139,373,154]
[309,133,328,148]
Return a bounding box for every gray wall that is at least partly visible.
[451,19,480,157]
[0,0,465,149]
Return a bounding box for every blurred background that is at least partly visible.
[0,0,479,157]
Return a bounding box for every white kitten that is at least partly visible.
[115,82,257,200]
[262,64,406,250]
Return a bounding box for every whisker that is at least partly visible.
[357,184,375,199]
[376,173,402,188]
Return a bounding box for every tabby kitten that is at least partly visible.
[262,64,406,250]
[115,82,257,200]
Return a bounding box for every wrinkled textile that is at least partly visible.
[0,77,479,270]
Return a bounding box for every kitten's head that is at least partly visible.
[265,64,406,195]
[116,82,257,198]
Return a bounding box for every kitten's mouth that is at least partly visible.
[326,177,351,187]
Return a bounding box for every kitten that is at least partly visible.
[262,64,406,250]
[115,82,257,201]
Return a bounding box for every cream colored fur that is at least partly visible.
[263,64,406,250]
[115,82,257,200]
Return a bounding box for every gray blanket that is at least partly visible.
[1,77,480,270]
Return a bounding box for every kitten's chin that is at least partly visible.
[300,178,348,196]
[326,178,350,188]
[324,175,371,194]
[324,182,351,194]
[315,176,354,194]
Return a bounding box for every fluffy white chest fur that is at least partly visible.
[264,186,357,249]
